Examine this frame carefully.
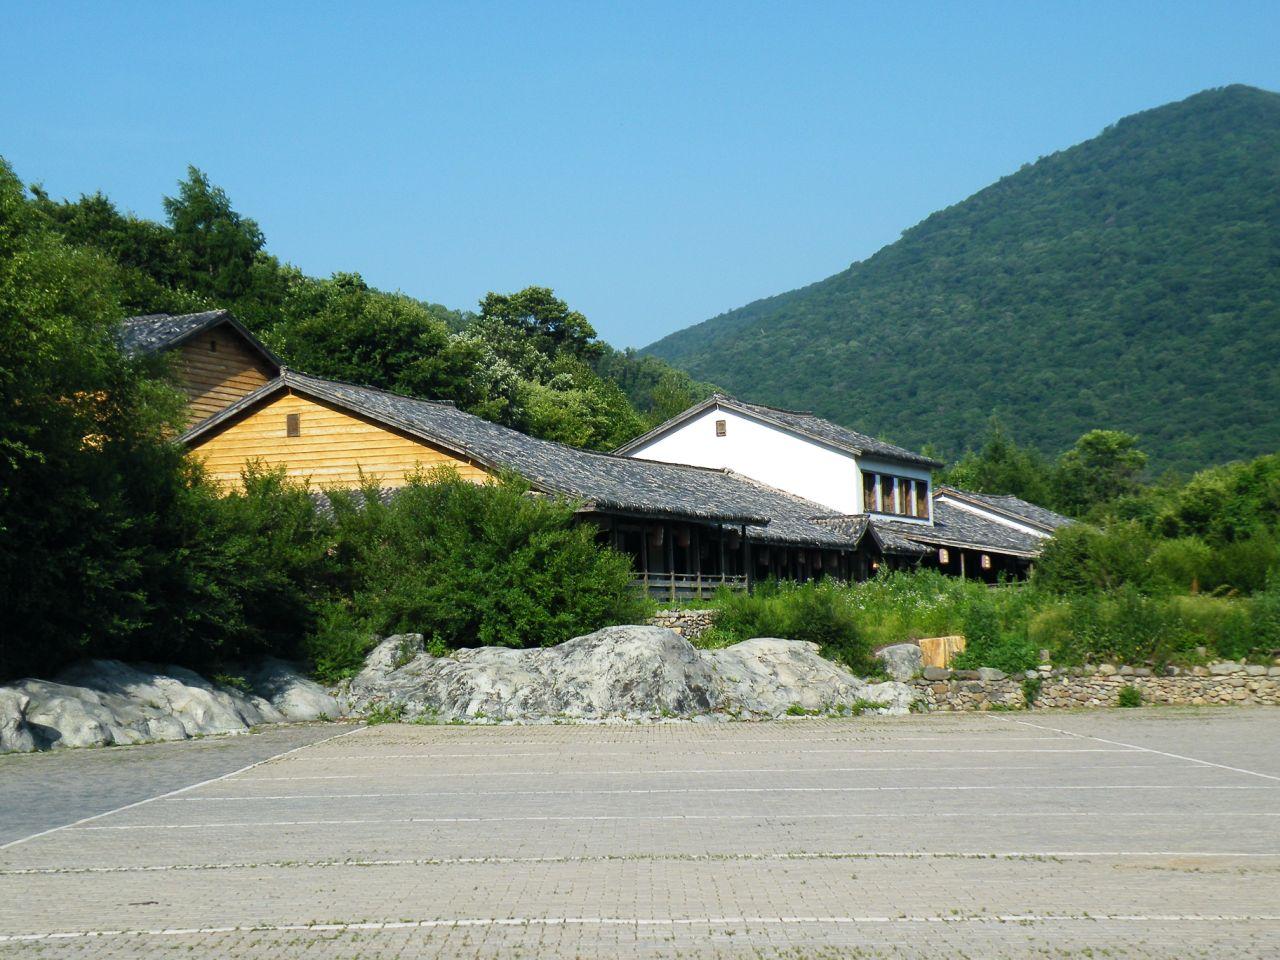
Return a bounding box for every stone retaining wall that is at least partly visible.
[647,608,718,640]
[910,660,1280,710]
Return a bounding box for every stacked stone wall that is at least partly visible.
[910,660,1280,710]
[647,608,718,640]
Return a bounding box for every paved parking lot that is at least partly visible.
[2,708,1278,958]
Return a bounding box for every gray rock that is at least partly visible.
[953,669,981,681]
[1209,661,1242,676]
[922,666,952,681]
[1244,665,1268,677]
[0,690,35,753]
[1097,663,1118,676]
[238,658,342,721]
[876,643,923,681]
[4,659,292,752]
[1131,667,1153,677]
[349,626,919,721]
[1118,665,1134,676]
[1268,667,1280,677]
[976,667,1007,681]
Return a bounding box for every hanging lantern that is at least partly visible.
[938,548,950,565]
[981,553,992,570]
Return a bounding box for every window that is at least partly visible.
[862,470,930,517]
[715,419,727,437]
[286,413,300,437]
[914,481,929,518]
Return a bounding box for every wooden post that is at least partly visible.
[718,524,726,583]
[665,522,675,603]
[743,524,752,593]
[959,551,966,580]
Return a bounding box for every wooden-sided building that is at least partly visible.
[118,310,281,428]
[178,369,900,599]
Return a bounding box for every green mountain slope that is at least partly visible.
[644,85,1280,473]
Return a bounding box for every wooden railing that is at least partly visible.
[633,572,747,602]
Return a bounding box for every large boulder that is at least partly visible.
[238,657,342,721]
[349,626,918,721]
[877,643,924,681]
[0,689,35,753]
[6,660,287,751]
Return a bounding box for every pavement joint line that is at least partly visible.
[166,783,1279,801]
[234,762,1195,781]
[0,724,368,852]
[988,715,1280,782]
[72,810,1280,830]
[7,850,1280,876]
[5,914,1280,942]
[278,748,1136,761]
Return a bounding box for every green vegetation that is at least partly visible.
[708,579,875,674]
[0,154,650,683]
[27,163,710,451]
[1117,685,1143,708]
[646,85,1280,473]
[705,569,1279,676]
[1021,676,1043,708]
[308,470,648,681]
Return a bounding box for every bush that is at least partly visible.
[306,469,648,675]
[712,579,874,674]
[1034,521,1162,594]
[1117,684,1143,707]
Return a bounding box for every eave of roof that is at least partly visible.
[118,310,283,369]
[934,485,1072,533]
[179,370,779,527]
[615,393,943,469]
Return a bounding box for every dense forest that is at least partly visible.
[645,85,1280,474]
[28,165,712,451]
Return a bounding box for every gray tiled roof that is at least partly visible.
[723,396,943,469]
[874,501,1047,558]
[118,310,232,355]
[937,487,1072,532]
[117,310,281,367]
[181,370,866,536]
[615,393,942,469]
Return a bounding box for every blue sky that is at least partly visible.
[3,2,1278,347]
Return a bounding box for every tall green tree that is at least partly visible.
[162,166,265,302]
[1053,430,1148,516]
[937,419,1054,504]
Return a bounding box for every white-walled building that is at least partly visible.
[618,394,1071,585]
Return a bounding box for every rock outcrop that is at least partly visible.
[876,643,924,681]
[0,658,337,752]
[347,625,917,721]
[0,690,35,753]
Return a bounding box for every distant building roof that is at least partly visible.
[935,486,1072,533]
[118,310,281,368]
[874,501,1047,559]
[616,393,943,469]
[180,369,872,539]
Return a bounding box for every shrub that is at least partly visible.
[307,469,648,670]
[1117,684,1143,708]
[712,579,874,674]
[1021,676,1043,708]
[1034,521,1161,595]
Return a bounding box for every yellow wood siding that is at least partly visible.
[175,325,276,427]
[191,391,492,490]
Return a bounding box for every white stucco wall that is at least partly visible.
[626,405,861,514]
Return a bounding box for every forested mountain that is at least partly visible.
[25,167,711,451]
[644,85,1280,473]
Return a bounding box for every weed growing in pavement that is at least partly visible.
[364,703,406,725]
